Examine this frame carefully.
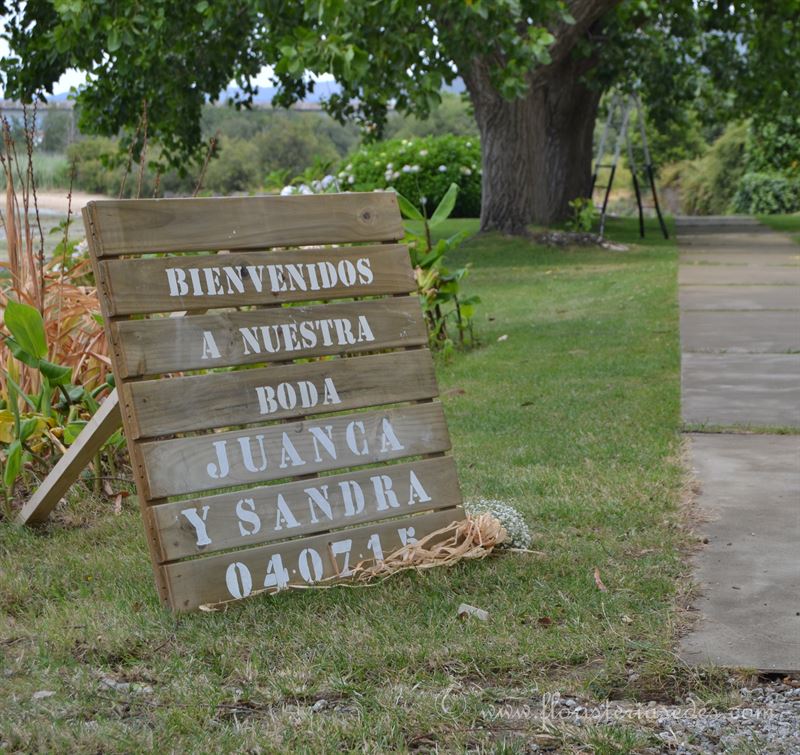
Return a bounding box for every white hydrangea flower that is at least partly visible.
[410,165,421,173]
[460,167,472,176]
[420,196,428,205]
[419,149,428,157]
[463,499,532,549]
[298,184,313,195]
[280,185,296,196]
[466,141,472,147]
[348,175,355,184]
[386,162,393,170]
[320,174,335,189]
[438,165,447,173]
[402,164,412,173]
[392,170,401,179]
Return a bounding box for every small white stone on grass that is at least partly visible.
[457,603,489,621]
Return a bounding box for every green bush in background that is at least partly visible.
[383,93,478,140]
[732,172,800,214]
[340,135,481,218]
[661,121,748,215]
[746,115,800,177]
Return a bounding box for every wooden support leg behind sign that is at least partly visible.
[16,389,122,525]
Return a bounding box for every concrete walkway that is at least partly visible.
[677,216,800,672]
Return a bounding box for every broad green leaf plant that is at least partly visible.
[0,299,115,517]
[396,183,480,355]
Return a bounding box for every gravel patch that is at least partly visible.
[483,680,800,752]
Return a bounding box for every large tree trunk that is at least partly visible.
[465,54,602,234]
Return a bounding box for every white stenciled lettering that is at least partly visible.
[180,505,212,546]
[225,562,252,599]
[345,420,368,455]
[379,418,405,453]
[356,257,373,284]
[207,440,230,479]
[165,258,379,298]
[166,267,189,296]
[305,484,333,524]
[223,266,246,295]
[322,377,340,405]
[235,497,261,537]
[371,474,400,510]
[309,424,336,462]
[239,434,269,473]
[408,470,431,504]
[337,259,357,287]
[237,316,372,356]
[357,315,375,342]
[274,493,300,530]
[255,379,335,416]
[203,267,225,295]
[398,526,417,545]
[201,330,221,360]
[279,432,307,469]
[339,479,365,516]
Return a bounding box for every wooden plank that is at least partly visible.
[152,456,461,561]
[87,193,403,257]
[16,390,122,525]
[83,206,172,605]
[163,507,464,611]
[100,244,414,316]
[128,349,438,439]
[111,296,427,378]
[139,402,450,499]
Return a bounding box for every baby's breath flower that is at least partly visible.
[463,499,532,549]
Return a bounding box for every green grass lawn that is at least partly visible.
[0,217,717,752]
[758,213,800,244]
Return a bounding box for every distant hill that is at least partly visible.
[44,77,466,107]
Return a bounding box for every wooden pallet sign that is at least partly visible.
[82,193,464,612]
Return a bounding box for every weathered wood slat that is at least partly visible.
[100,244,414,316]
[152,456,461,561]
[16,390,122,525]
[128,349,438,438]
[163,507,464,611]
[111,296,427,378]
[87,193,403,256]
[139,402,450,499]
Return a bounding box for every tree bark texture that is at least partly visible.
[461,1,618,234]
[465,56,601,233]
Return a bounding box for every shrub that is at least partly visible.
[66,137,121,195]
[732,172,800,215]
[203,137,262,194]
[397,183,480,352]
[339,135,481,218]
[662,122,748,215]
[384,93,478,140]
[746,115,800,177]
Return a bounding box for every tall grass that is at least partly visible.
[0,152,70,191]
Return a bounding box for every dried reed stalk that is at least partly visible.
[1,113,109,407]
[199,513,508,612]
